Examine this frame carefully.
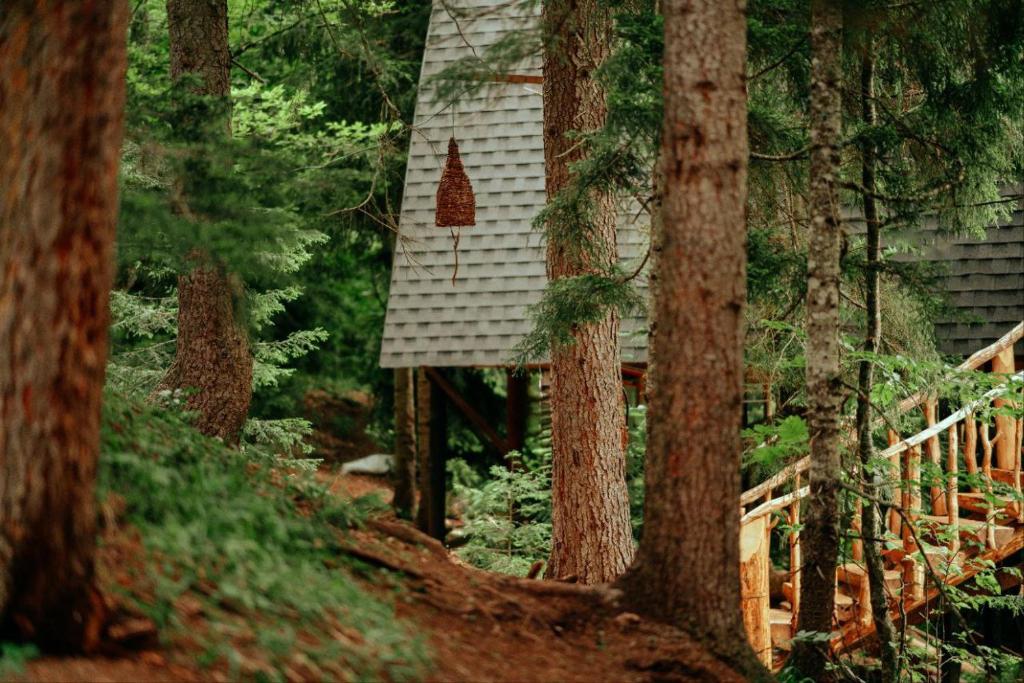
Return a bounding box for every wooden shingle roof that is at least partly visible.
[380,0,647,369]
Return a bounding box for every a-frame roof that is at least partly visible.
[380,1,1021,369]
[379,0,648,369]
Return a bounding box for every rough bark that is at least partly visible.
[855,48,899,683]
[392,367,417,519]
[541,0,634,583]
[618,0,761,671]
[789,0,844,678]
[155,0,252,444]
[0,0,128,650]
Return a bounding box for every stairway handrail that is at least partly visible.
[740,322,1023,506]
[878,371,1023,460]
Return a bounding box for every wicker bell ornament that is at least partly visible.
[435,137,476,227]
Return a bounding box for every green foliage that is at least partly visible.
[0,642,39,678]
[451,403,648,576]
[113,0,431,444]
[98,392,426,680]
[449,454,552,576]
[512,272,644,364]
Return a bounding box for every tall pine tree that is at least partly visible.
[0,0,128,651]
[541,0,635,583]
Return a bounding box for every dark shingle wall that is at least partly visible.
[916,192,1023,357]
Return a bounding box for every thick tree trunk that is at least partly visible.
[619,0,761,672]
[0,0,127,651]
[541,0,634,584]
[156,0,252,444]
[392,367,417,519]
[855,48,899,683]
[789,0,844,678]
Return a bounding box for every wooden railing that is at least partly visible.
[738,322,1023,666]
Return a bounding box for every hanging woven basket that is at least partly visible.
[435,137,476,227]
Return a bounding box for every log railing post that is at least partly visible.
[964,416,978,492]
[888,430,902,536]
[851,497,863,564]
[740,515,772,666]
[992,346,1016,470]
[924,399,946,516]
[946,424,959,555]
[790,473,802,634]
[980,422,997,549]
[902,444,923,602]
[1015,417,1023,523]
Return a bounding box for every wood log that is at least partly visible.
[992,346,1017,470]
[946,424,959,554]
[888,430,902,536]
[1016,418,1023,523]
[964,417,978,492]
[789,473,802,633]
[980,423,997,549]
[924,400,946,516]
[740,515,772,665]
[902,445,923,602]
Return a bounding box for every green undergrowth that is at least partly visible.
[98,392,427,681]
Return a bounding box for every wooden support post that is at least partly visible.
[414,368,432,533]
[427,369,448,542]
[1015,417,1023,522]
[902,444,923,602]
[946,424,959,555]
[993,346,1016,470]
[964,416,978,492]
[506,369,529,461]
[425,366,507,454]
[851,497,863,564]
[980,422,997,549]
[924,400,946,516]
[740,515,772,666]
[392,367,417,519]
[790,473,802,634]
[888,430,902,536]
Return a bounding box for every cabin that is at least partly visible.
[379,0,1024,539]
[378,0,648,536]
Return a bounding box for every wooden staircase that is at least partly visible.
[739,323,1024,668]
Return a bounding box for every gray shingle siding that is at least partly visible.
[922,196,1024,357]
[381,1,1021,369]
[380,0,648,369]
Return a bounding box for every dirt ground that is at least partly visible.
[21,473,743,683]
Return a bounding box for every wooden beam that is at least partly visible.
[427,373,448,542]
[414,368,432,533]
[424,366,508,454]
[992,345,1017,470]
[740,515,773,666]
[741,485,810,523]
[506,369,529,457]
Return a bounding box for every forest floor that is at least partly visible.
[18,470,743,683]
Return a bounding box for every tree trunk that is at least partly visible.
[156,0,252,444]
[0,0,128,651]
[855,47,899,683]
[618,0,761,672]
[541,0,634,583]
[392,367,417,519]
[789,0,844,678]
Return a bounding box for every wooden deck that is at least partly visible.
[739,323,1024,667]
